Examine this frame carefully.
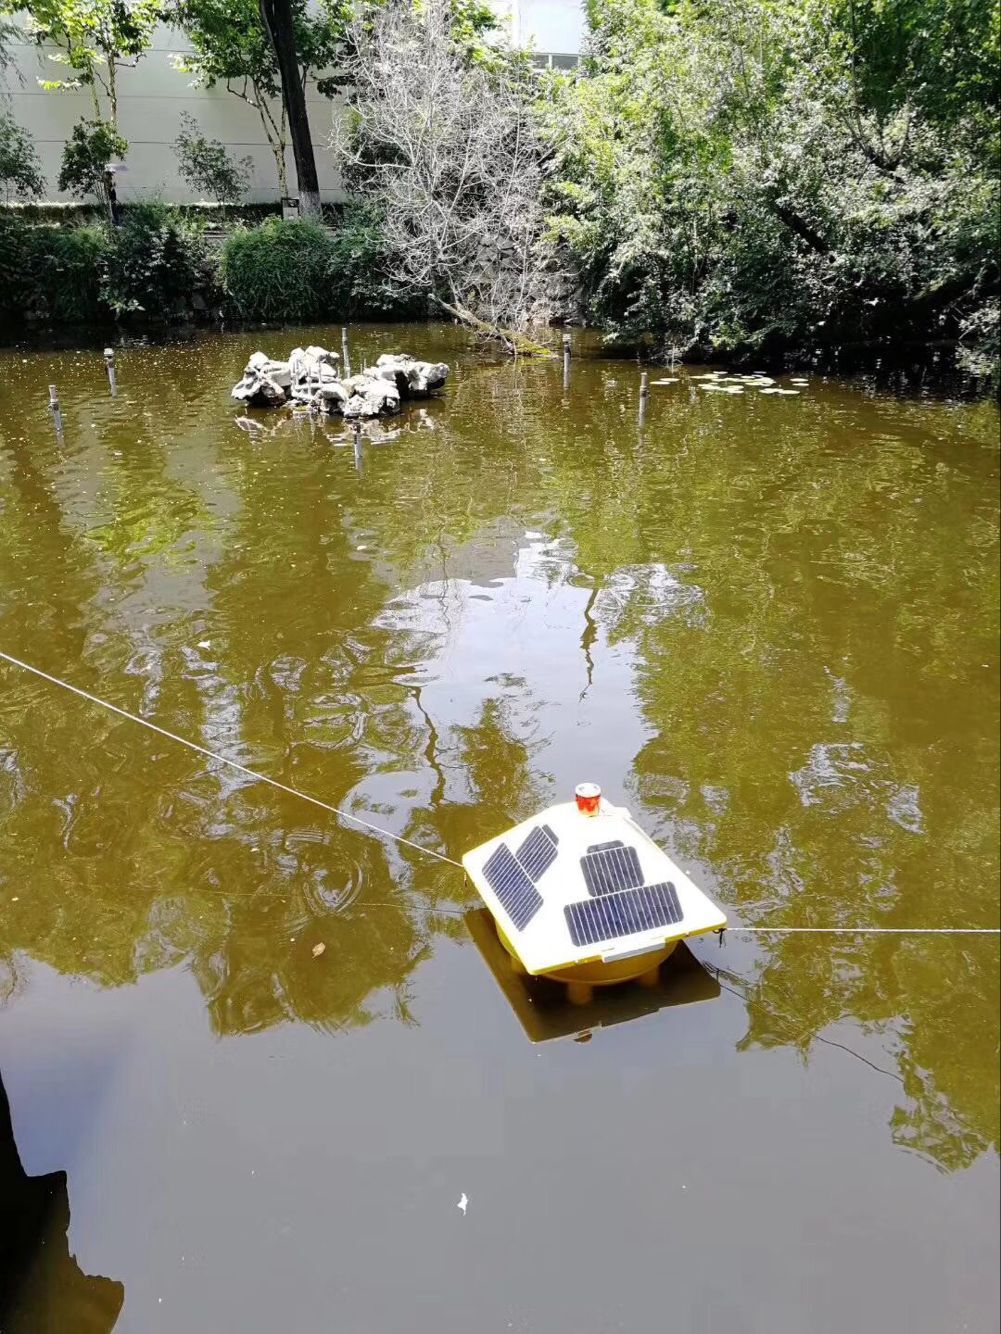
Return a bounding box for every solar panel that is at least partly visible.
[565,881,684,948]
[516,824,559,882]
[482,844,544,931]
[580,841,644,896]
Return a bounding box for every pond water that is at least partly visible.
[0,324,998,1333]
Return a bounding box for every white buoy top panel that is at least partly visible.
[462,799,727,975]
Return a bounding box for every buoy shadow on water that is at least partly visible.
[465,909,720,1044]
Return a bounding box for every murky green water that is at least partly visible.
[1,325,998,1333]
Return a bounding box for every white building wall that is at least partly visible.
[3,22,345,205]
[2,2,583,206]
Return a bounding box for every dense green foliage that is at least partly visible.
[0,208,216,325]
[325,202,419,317]
[0,208,409,327]
[221,218,338,321]
[100,201,213,315]
[220,212,411,321]
[544,0,1000,376]
[0,111,45,200]
[0,216,105,321]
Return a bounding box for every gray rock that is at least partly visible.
[317,381,350,410]
[290,345,340,386]
[232,347,444,417]
[304,344,339,369]
[231,350,293,406]
[342,374,401,418]
[372,354,449,398]
[245,351,292,387]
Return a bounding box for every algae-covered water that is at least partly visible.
[1,325,998,1333]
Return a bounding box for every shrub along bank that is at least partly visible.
[0,207,415,332]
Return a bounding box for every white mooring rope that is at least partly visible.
[725,926,998,935]
[1,648,998,936]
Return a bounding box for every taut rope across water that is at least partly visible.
[0,649,462,869]
[2,648,998,937]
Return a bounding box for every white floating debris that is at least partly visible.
[651,378,679,385]
[457,1193,469,1215]
[311,942,326,958]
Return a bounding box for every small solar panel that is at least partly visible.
[483,844,543,931]
[565,881,684,948]
[516,824,559,882]
[580,841,644,896]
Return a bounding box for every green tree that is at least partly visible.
[6,0,159,123]
[171,0,349,207]
[57,116,127,219]
[174,110,252,205]
[0,111,45,199]
[545,0,1000,374]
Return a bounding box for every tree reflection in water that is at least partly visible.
[0,1072,124,1333]
[0,326,997,1175]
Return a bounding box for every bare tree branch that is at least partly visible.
[332,0,558,342]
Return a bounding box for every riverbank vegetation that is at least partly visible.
[547,0,999,380]
[1,0,997,382]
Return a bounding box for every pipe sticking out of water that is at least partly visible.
[104,347,117,396]
[48,384,63,439]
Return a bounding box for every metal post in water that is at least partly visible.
[104,346,117,396]
[639,371,649,425]
[341,326,352,380]
[562,332,571,390]
[48,384,64,438]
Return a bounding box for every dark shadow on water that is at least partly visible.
[0,1072,123,1334]
[465,908,721,1044]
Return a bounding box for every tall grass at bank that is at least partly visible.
[220,208,419,323]
[221,219,336,323]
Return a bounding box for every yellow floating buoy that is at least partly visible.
[462,783,727,1005]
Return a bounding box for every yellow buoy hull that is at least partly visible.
[496,923,677,1002]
